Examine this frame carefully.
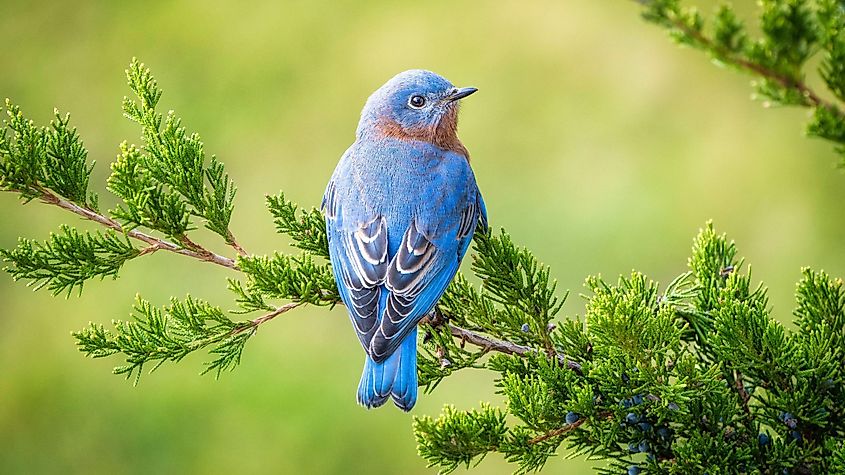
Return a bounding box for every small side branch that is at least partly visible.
[528,418,587,444]
[233,301,303,335]
[447,323,580,372]
[448,324,533,356]
[735,370,751,416]
[226,230,248,256]
[39,189,238,270]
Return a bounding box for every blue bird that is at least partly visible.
[322,70,486,411]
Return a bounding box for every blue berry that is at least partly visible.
[621,372,630,384]
[627,465,641,475]
[621,398,633,409]
[785,417,798,429]
[638,440,650,453]
[628,442,639,453]
[520,323,530,333]
[637,422,652,432]
[758,433,770,446]
[625,412,639,424]
[790,431,802,442]
[656,427,670,440]
[632,394,644,405]
[565,411,580,424]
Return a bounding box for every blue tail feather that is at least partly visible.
[357,328,418,411]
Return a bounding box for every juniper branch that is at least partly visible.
[527,417,587,444]
[634,0,845,164]
[120,59,243,252]
[75,298,302,382]
[1,224,138,296]
[636,0,836,110]
[39,187,238,269]
[232,301,302,335]
[448,324,533,357]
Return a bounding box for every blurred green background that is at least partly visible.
[2,1,844,474]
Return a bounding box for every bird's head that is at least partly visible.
[358,70,477,155]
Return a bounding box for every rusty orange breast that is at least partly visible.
[375,108,469,160]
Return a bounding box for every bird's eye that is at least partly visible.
[408,95,426,109]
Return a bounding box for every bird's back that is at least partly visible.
[327,137,479,254]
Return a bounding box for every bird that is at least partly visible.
[322,70,486,411]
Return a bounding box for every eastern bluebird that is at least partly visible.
[322,70,486,411]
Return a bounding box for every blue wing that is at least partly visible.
[324,179,388,350]
[369,197,482,360]
[323,143,485,364]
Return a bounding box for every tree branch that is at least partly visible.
[634,0,842,112]
[20,185,561,366]
[528,418,587,444]
[23,186,567,376]
[232,301,302,335]
[225,230,248,256]
[36,188,239,270]
[448,324,534,356]
[447,323,579,371]
[734,370,752,416]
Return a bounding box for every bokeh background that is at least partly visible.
[2,1,844,474]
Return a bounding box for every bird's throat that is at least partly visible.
[375,110,469,160]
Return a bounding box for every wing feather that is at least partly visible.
[328,214,389,348]
[325,165,485,363]
[370,206,480,361]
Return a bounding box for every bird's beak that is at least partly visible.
[446,87,478,102]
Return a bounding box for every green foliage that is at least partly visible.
[0,100,97,207]
[108,141,192,238]
[74,295,254,382]
[414,404,508,473]
[0,61,313,380]
[446,230,565,349]
[415,224,845,474]
[472,230,565,337]
[235,252,339,307]
[266,192,329,259]
[637,0,845,165]
[1,225,138,296]
[417,321,486,392]
[115,59,237,243]
[415,229,569,392]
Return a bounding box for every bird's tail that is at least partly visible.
[357,328,418,411]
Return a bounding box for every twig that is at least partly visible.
[138,243,162,256]
[226,230,248,256]
[232,301,302,335]
[528,418,587,444]
[38,189,238,270]
[734,370,751,416]
[448,324,534,356]
[447,323,580,372]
